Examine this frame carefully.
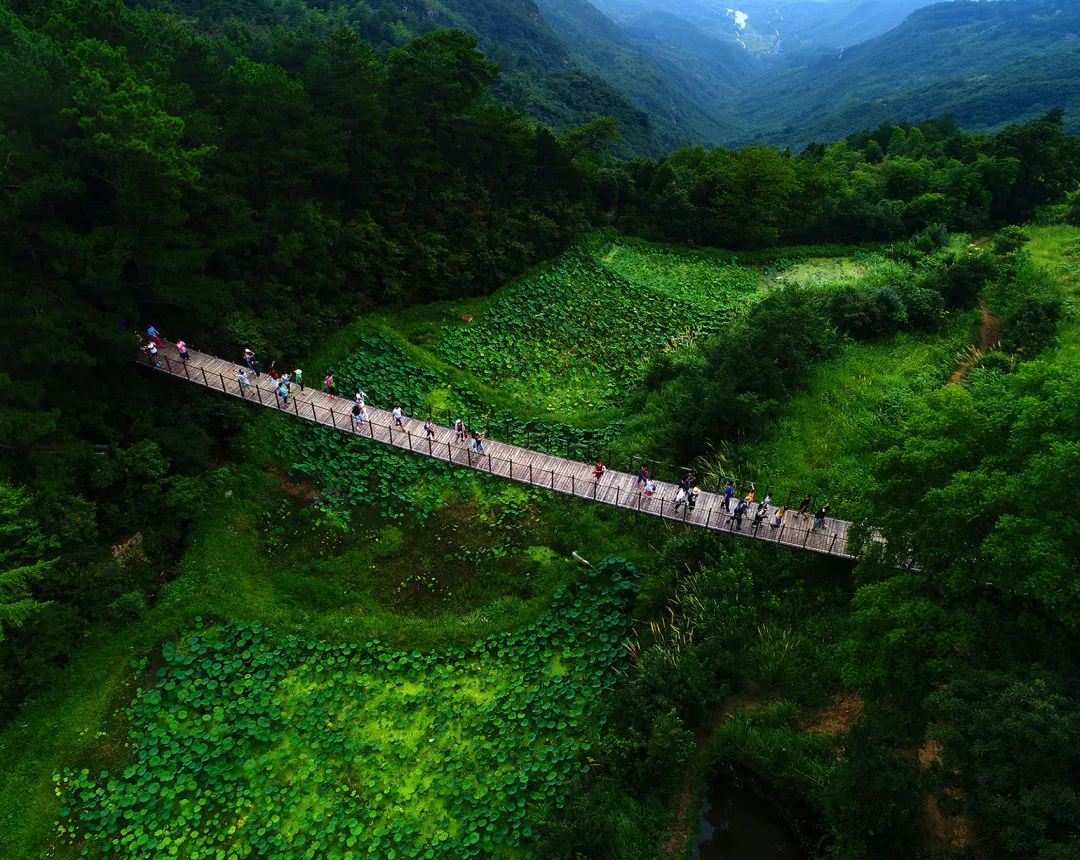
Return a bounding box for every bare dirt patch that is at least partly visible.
[918,738,982,856]
[799,692,863,736]
[271,466,319,501]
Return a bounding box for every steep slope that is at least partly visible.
[735,0,1080,148]
[534,0,742,146]
[621,10,757,102]
[157,0,667,153]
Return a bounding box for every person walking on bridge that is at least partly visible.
[813,504,830,531]
[237,369,252,396]
[723,480,734,512]
[797,493,811,518]
[176,340,190,363]
[293,368,304,391]
[243,348,259,377]
[352,402,367,431]
[355,388,368,408]
[635,465,650,492]
[593,461,605,481]
[324,373,335,396]
[745,484,756,505]
[673,486,688,510]
[454,418,466,442]
[392,406,406,429]
[276,379,289,408]
[772,506,786,529]
[423,419,436,440]
[733,499,748,530]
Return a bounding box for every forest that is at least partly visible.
[2,0,1080,857]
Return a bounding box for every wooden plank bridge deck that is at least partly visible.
[141,344,858,560]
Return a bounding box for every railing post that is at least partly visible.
[218,372,226,393]
[802,526,812,548]
[659,498,664,518]
[388,424,393,444]
[182,359,191,380]
[829,533,839,554]
[200,367,209,387]
[427,436,433,456]
[406,431,413,452]
[509,458,513,480]
[292,397,299,416]
[487,452,493,473]
[368,419,374,438]
[330,408,337,429]
[615,486,620,508]
[706,508,713,529]
[164,354,173,374]
[571,475,575,496]
[311,402,317,421]
[255,385,263,405]
[529,464,533,484]
[592,479,597,499]
[777,522,786,543]
[447,441,453,462]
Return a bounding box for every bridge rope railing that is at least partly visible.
[139,345,859,559]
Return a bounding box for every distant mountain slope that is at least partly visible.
[591,0,941,53]
[734,0,1080,147]
[534,0,742,146]
[621,10,756,101]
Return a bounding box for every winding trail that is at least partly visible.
[140,343,860,559]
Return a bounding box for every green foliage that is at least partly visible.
[927,670,1080,858]
[0,483,57,644]
[434,239,759,412]
[621,111,1080,247]
[57,558,641,858]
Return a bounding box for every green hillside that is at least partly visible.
[737,0,1080,147]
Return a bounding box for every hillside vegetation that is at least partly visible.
[3,0,1080,858]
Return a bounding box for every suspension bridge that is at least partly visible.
[140,343,860,560]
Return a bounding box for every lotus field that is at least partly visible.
[56,560,641,858]
[433,237,763,412]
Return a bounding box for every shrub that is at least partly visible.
[1000,296,1062,357]
[825,285,908,338]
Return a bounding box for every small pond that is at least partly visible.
[689,762,807,860]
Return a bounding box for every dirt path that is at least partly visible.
[949,302,1000,383]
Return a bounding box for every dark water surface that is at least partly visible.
[690,763,805,860]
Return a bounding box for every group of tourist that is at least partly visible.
[618,463,831,533]
[141,328,832,533]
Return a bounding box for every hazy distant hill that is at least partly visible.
[734,0,1080,147]
[590,0,940,53]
